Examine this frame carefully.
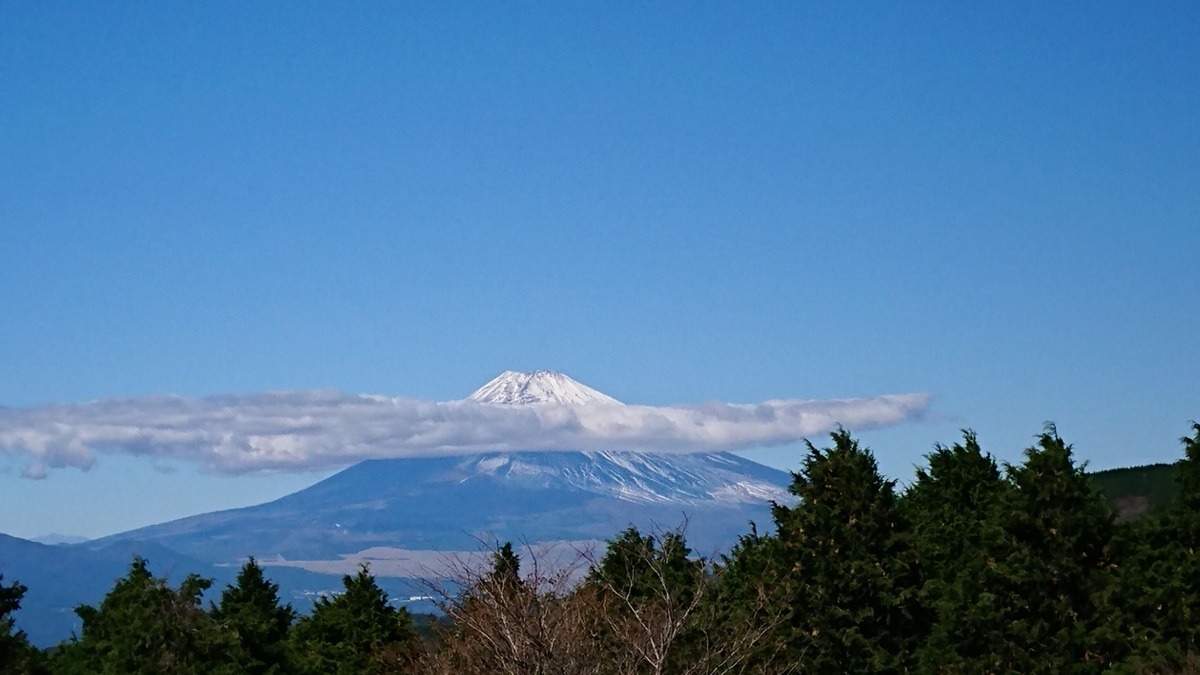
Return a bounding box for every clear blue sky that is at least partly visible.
[1,1,1197,539]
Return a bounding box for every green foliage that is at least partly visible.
[709,525,792,671]
[979,427,1115,673]
[585,526,707,672]
[0,574,44,674]
[901,430,1014,672]
[588,526,700,605]
[488,542,523,592]
[51,556,239,674]
[1090,463,1178,520]
[768,429,922,673]
[1114,423,1200,660]
[211,557,296,674]
[289,564,420,675]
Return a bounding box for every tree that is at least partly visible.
[708,525,793,674]
[52,556,239,674]
[1111,423,1200,666]
[424,541,599,675]
[211,557,296,674]
[767,429,922,673]
[583,526,706,675]
[900,431,1014,671]
[290,564,420,674]
[488,542,524,592]
[981,426,1115,673]
[0,574,43,674]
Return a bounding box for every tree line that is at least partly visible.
[3,423,1200,673]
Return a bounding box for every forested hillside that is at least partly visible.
[4,423,1200,673]
[1091,463,1179,521]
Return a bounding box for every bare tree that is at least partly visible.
[418,539,603,675]
[416,527,791,675]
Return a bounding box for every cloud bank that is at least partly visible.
[0,390,931,477]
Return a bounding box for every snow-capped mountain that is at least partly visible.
[467,370,623,406]
[90,372,795,578]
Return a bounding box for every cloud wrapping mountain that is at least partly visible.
[0,388,930,477]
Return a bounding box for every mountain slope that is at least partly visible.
[0,532,219,647]
[93,450,794,564]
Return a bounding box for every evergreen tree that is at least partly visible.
[51,556,238,674]
[707,525,793,673]
[983,426,1115,673]
[768,429,921,673]
[588,527,700,606]
[290,565,420,674]
[0,574,43,674]
[488,542,524,592]
[585,526,707,675]
[1112,422,1200,666]
[211,557,296,674]
[900,431,1014,671]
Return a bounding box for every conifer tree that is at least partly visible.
[768,429,920,673]
[0,574,43,674]
[901,431,1013,671]
[984,427,1115,673]
[488,542,524,592]
[52,556,239,674]
[588,527,700,605]
[290,564,419,674]
[585,526,708,675]
[706,526,793,673]
[211,557,296,674]
[1113,422,1200,665]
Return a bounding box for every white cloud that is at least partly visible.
[0,390,931,476]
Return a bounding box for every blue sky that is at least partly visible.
[1,2,1197,539]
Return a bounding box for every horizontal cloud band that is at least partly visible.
[0,391,931,477]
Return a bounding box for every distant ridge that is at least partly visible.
[1090,462,1178,521]
[467,370,623,406]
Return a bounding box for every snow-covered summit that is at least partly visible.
[467,370,623,406]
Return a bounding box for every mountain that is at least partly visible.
[467,369,623,405]
[93,371,794,567]
[94,449,792,565]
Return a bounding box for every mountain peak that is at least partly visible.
[466,370,622,406]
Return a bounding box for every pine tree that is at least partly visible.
[211,557,296,674]
[290,564,420,674]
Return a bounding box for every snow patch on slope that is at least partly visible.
[452,450,792,506]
